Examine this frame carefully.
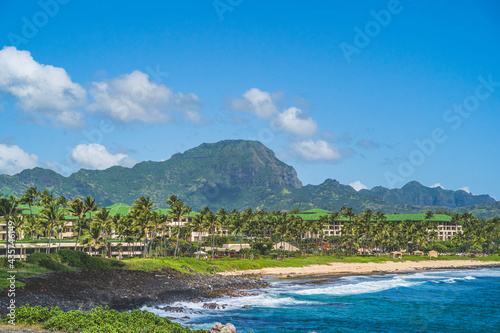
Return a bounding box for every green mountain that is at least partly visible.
[0,139,497,218]
[0,140,302,209]
[359,181,495,208]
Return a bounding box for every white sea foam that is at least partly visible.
[143,292,320,320]
[400,268,498,282]
[294,276,420,296]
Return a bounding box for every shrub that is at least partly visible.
[0,256,23,268]
[38,257,71,272]
[13,305,57,325]
[206,265,223,274]
[254,242,273,255]
[56,249,125,270]
[3,306,208,333]
[26,252,52,265]
[26,252,70,272]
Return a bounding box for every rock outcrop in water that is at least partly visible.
[210,322,236,333]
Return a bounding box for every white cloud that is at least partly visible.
[459,186,470,194]
[275,107,318,137]
[291,139,343,162]
[430,183,445,189]
[70,143,137,170]
[0,46,86,129]
[0,144,39,175]
[230,88,280,119]
[88,70,202,123]
[349,181,368,191]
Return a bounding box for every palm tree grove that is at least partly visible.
[1,187,499,260]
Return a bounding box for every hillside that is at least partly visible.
[0,139,497,218]
[359,181,495,208]
[0,140,302,208]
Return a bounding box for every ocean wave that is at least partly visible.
[144,293,320,318]
[293,276,420,296]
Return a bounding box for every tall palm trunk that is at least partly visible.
[211,229,215,260]
[74,218,81,251]
[175,217,181,258]
[46,225,53,254]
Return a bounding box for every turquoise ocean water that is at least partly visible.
[143,268,500,332]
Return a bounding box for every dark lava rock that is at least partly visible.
[0,269,268,316]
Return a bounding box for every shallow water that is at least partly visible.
[142,268,500,332]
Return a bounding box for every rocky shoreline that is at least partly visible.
[0,267,268,316]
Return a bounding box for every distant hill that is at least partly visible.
[359,181,495,208]
[0,139,497,219]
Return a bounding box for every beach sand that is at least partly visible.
[219,260,500,278]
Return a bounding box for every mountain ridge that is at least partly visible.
[0,140,497,218]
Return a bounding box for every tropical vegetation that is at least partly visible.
[2,305,207,333]
[1,187,499,261]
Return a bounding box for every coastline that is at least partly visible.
[0,268,268,317]
[219,260,500,279]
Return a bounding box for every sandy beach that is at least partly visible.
[220,260,500,278]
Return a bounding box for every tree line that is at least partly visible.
[1,187,499,259]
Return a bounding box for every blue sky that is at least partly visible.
[0,0,499,199]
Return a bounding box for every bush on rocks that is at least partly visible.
[38,257,72,272]
[3,306,209,333]
[57,249,125,270]
[0,256,23,268]
[25,249,125,272]
[26,252,52,265]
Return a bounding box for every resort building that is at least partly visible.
[0,203,464,259]
[293,209,462,241]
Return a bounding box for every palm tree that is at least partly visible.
[83,196,100,220]
[167,195,191,258]
[216,208,229,244]
[228,210,245,254]
[113,213,130,258]
[21,187,40,223]
[56,215,68,251]
[314,216,326,255]
[340,207,356,255]
[40,190,55,207]
[39,204,65,254]
[247,210,265,258]
[373,211,387,252]
[204,210,220,260]
[487,217,500,255]
[0,195,18,221]
[187,213,206,258]
[131,196,154,258]
[68,198,85,251]
[425,210,435,220]
[94,207,115,257]
[9,215,25,257]
[83,222,106,256]
[461,212,475,253]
